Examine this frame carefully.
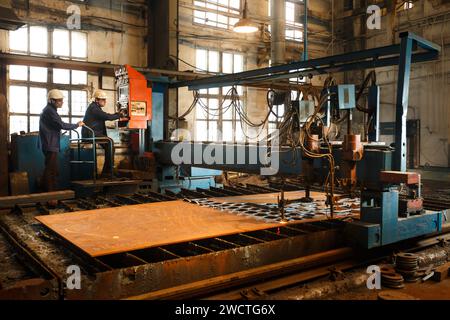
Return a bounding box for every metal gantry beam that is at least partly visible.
[170,32,440,174]
[391,32,441,171]
[171,32,440,91]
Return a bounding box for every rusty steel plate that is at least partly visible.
[380,171,420,185]
[35,200,291,257]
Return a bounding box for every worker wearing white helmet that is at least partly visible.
[38,89,84,204]
[81,89,122,179]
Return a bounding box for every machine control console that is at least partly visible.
[115,65,152,129]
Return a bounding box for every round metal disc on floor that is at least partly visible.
[381,272,405,289]
[397,253,417,258]
[378,290,417,300]
[382,273,403,280]
[380,266,396,274]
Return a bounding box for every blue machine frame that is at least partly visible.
[10,133,71,192]
[156,32,443,249]
[169,32,440,176]
[346,189,443,249]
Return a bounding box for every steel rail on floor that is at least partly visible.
[124,229,450,300]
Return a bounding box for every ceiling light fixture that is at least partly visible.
[233,0,258,34]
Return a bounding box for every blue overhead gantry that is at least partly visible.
[171,32,439,175]
[119,32,444,249]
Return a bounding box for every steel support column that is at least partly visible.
[271,0,286,65]
[0,64,9,196]
[303,0,308,61]
[393,35,413,172]
[148,0,179,140]
[368,85,380,142]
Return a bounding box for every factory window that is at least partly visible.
[9,25,87,59]
[403,1,414,10]
[285,1,304,42]
[193,0,240,30]
[9,25,48,55]
[268,104,285,136]
[53,29,88,59]
[267,90,310,136]
[195,48,245,142]
[7,25,89,137]
[8,66,88,137]
[268,0,304,42]
[343,0,353,11]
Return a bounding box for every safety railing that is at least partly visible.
[68,125,114,183]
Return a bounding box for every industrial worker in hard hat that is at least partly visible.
[82,89,121,179]
[39,89,84,198]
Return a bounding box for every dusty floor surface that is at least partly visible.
[324,279,450,300]
[269,270,450,300]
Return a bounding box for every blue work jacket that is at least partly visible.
[38,103,78,152]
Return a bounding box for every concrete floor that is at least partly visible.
[268,268,450,300]
[324,279,450,300]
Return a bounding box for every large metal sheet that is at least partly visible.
[35,201,290,257]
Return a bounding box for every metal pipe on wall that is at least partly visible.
[303,0,308,61]
[270,0,286,65]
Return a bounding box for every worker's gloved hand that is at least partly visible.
[77,121,85,127]
[119,110,127,118]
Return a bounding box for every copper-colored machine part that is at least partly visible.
[304,134,320,153]
[341,134,364,193]
[342,134,363,161]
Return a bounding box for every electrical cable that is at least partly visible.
[83,15,148,28]
[169,55,222,74]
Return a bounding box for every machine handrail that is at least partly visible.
[68,125,114,182]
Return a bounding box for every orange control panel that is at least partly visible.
[116,64,152,129]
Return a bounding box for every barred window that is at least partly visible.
[195,48,245,142]
[193,0,241,30]
[268,0,304,42]
[8,25,88,138]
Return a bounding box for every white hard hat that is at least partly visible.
[93,89,108,100]
[47,89,64,101]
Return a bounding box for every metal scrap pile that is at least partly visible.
[380,241,450,289]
